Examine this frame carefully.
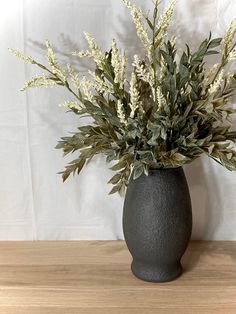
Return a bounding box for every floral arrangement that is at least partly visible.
[10,0,236,194]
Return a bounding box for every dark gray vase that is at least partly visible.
[123,167,192,283]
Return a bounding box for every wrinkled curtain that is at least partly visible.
[0,0,235,239]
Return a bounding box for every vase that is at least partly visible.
[123,167,192,282]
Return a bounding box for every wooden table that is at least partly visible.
[0,241,235,313]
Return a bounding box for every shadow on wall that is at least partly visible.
[27,35,93,73]
[184,159,223,240]
[26,35,95,140]
[113,11,144,68]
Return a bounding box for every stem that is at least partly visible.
[211,64,224,86]
[210,43,236,85]
[152,3,158,109]
[36,62,82,102]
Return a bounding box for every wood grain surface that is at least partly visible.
[0,241,235,313]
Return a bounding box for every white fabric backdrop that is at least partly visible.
[0,0,235,240]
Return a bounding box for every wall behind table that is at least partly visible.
[0,0,235,240]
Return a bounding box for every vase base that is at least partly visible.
[131,260,182,283]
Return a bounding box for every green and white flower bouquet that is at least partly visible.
[10,0,236,194]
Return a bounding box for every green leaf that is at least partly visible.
[186,44,191,57]
[133,163,144,180]
[59,158,86,182]
[205,50,219,55]
[208,144,215,154]
[108,173,122,185]
[143,164,149,176]
[173,153,187,161]
[180,52,188,65]
[197,39,208,56]
[109,184,122,195]
[153,2,158,20]
[110,160,127,171]
[179,64,189,79]
[145,17,154,31]
[208,38,222,49]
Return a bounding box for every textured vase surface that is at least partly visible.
[123,167,192,282]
